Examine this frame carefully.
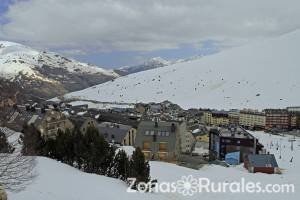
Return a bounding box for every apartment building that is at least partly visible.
[202,110,212,125]
[287,107,300,112]
[239,109,265,130]
[287,107,300,129]
[135,120,194,161]
[265,109,290,130]
[228,109,240,125]
[203,110,229,127]
[35,110,74,140]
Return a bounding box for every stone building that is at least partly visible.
[135,120,194,161]
[35,110,74,140]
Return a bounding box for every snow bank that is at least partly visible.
[8,132,300,200]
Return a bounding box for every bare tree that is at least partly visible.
[0,127,36,192]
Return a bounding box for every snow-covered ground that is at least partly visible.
[0,127,21,149]
[7,131,300,200]
[68,100,135,109]
[65,30,300,110]
[117,146,136,157]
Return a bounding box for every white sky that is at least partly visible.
[1,0,300,67]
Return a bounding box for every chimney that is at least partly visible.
[154,117,159,128]
[171,123,176,132]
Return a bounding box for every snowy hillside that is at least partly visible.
[65,30,300,110]
[114,56,204,76]
[0,41,119,104]
[115,57,171,75]
[8,131,300,200]
[0,41,118,80]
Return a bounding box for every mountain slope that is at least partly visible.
[0,41,119,104]
[114,57,171,76]
[65,30,300,109]
[114,56,204,76]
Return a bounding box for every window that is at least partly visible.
[143,141,151,150]
[166,132,170,136]
[150,131,155,135]
[159,142,168,152]
[145,130,150,135]
[157,131,161,136]
[158,152,167,160]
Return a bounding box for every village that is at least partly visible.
[1,99,299,175]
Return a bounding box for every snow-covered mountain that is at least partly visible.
[114,57,171,76]
[65,30,300,110]
[0,41,119,103]
[114,56,204,76]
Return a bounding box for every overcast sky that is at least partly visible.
[1,0,300,68]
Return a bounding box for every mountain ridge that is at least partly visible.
[0,41,119,104]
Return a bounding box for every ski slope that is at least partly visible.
[7,131,300,200]
[65,30,300,110]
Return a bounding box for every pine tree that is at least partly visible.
[73,128,86,169]
[21,124,44,156]
[43,138,56,158]
[82,126,113,174]
[112,150,130,180]
[0,132,10,153]
[129,147,150,187]
[101,145,115,176]
[62,128,75,166]
[54,129,66,161]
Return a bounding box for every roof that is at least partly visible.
[137,120,181,133]
[97,122,132,144]
[69,116,93,128]
[212,127,254,139]
[28,115,39,125]
[240,110,265,116]
[264,109,288,114]
[247,154,278,168]
[97,112,139,128]
[211,110,229,117]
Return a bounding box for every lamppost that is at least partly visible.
[288,136,296,151]
[279,138,282,159]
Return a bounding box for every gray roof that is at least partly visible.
[97,122,132,144]
[247,154,278,167]
[69,116,89,127]
[138,120,180,130]
[218,127,254,139]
